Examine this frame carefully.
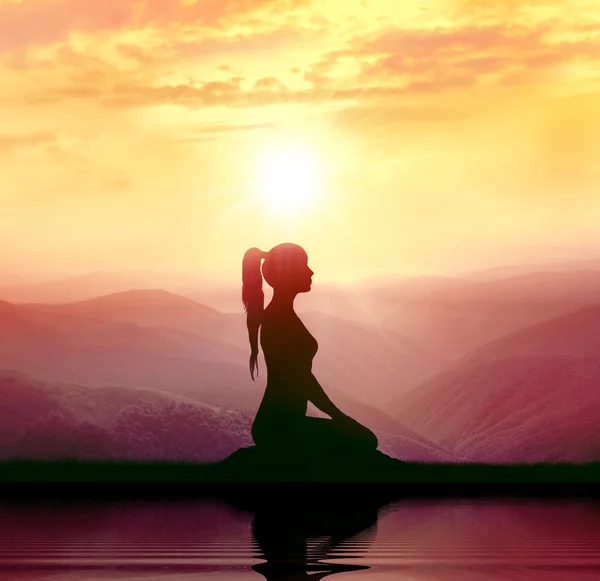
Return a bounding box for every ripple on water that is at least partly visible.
[1,498,600,580]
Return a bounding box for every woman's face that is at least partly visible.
[296,254,314,293]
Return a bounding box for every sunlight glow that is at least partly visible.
[256,144,322,216]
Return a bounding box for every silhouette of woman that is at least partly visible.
[242,243,378,459]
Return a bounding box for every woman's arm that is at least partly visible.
[306,373,345,420]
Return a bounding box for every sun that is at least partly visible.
[256,144,322,216]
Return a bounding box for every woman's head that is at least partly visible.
[241,243,313,380]
[262,243,313,294]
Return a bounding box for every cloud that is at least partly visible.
[105,176,133,191]
[173,121,277,143]
[305,18,600,96]
[4,1,600,117]
[327,104,473,134]
[0,0,308,53]
[190,121,277,133]
[0,131,56,151]
[95,79,478,110]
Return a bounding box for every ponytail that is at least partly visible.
[242,247,267,380]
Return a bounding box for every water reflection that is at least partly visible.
[236,491,387,580]
[2,494,600,579]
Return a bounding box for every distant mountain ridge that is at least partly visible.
[0,271,223,304]
[4,262,600,464]
[460,305,600,364]
[10,291,444,407]
[466,258,600,280]
[393,305,600,463]
[41,288,219,309]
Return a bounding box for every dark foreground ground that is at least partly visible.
[2,447,600,497]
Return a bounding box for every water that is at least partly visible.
[2,496,600,580]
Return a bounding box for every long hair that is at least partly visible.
[242,247,267,380]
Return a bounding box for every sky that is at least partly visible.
[2,0,600,283]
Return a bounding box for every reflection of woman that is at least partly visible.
[251,497,377,581]
[242,243,378,457]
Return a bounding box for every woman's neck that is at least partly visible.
[268,290,297,313]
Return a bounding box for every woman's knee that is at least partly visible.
[365,429,378,450]
[331,416,378,451]
[352,422,378,451]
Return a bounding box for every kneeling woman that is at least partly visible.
[242,243,378,458]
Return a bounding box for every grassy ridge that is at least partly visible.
[2,459,600,483]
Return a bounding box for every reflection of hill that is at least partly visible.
[394,306,600,462]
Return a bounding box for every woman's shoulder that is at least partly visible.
[260,308,298,341]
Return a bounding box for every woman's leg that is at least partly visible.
[335,415,379,452]
[302,416,378,454]
[252,413,313,455]
[252,412,378,456]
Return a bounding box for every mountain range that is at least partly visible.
[2,259,600,464]
[394,306,600,462]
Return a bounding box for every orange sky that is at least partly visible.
[2,0,600,283]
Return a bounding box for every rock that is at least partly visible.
[213,445,405,482]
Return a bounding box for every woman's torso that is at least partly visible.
[256,309,318,418]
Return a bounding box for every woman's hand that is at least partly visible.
[333,411,364,432]
[249,351,260,381]
[331,409,352,423]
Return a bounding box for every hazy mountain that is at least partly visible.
[0,298,257,410]
[395,355,600,463]
[459,305,600,364]
[0,270,222,304]
[0,295,458,459]
[360,270,600,359]
[6,265,598,363]
[429,270,600,304]
[191,283,371,315]
[306,384,458,461]
[208,309,445,406]
[190,268,598,362]
[0,370,253,462]
[300,311,444,406]
[466,258,600,280]
[357,276,468,300]
[24,289,222,332]
[393,306,600,463]
[18,291,443,406]
[0,370,457,462]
